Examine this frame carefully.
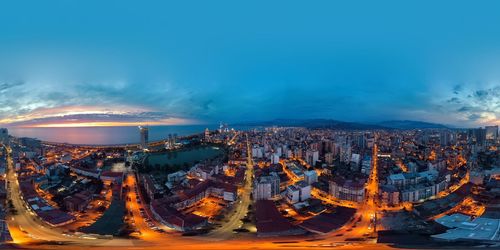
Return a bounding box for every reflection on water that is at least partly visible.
[8,125,214,145]
[111,162,127,172]
[8,125,259,145]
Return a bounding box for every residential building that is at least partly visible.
[286,185,300,204]
[329,177,365,203]
[139,126,149,150]
[253,172,280,200]
[304,170,318,185]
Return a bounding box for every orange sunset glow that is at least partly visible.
[0,1,499,250]
[26,118,196,128]
[0,105,197,127]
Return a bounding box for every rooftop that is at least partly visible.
[433,213,500,241]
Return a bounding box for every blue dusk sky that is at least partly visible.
[0,0,499,127]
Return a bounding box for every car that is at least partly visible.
[129,232,141,237]
[345,237,364,241]
[182,231,198,236]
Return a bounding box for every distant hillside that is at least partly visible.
[377,120,448,129]
[235,119,388,130]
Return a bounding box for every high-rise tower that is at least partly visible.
[139,126,149,150]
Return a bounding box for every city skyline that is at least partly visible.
[0,124,498,249]
[1,2,500,249]
[0,1,500,128]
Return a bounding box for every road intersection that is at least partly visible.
[1,141,392,250]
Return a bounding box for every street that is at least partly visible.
[1,142,391,250]
[207,133,254,239]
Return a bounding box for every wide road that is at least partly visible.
[320,143,380,242]
[2,143,395,250]
[2,144,134,247]
[344,143,380,238]
[4,144,71,244]
[123,172,189,240]
[207,133,253,239]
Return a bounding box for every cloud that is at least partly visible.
[453,84,463,94]
[468,113,482,121]
[9,112,196,127]
[0,104,198,127]
[457,106,471,112]
[0,54,210,126]
[437,84,500,126]
[447,97,461,104]
[2,2,500,128]
[0,81,24,93]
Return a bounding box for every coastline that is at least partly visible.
[7,125,216,146]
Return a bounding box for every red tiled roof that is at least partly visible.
[255,200,297,233]
[151,201,206,229]
[213,181,237,194]
[101,171,124,177]
[300,207,355,233]
[183,180,211,199]
[39,210,75,226]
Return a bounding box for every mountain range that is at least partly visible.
[376,120,448,129]
[235,119,448,130]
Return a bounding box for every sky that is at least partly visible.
[0,0,499,128]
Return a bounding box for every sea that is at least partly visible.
[7,125,259,145]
